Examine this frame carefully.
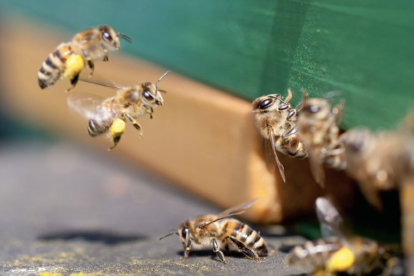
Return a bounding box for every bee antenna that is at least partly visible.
[323,91,342,99]
[159,231,178,241]
[116,32,133,43]
[271,95,288,105]
[156,70,170,93]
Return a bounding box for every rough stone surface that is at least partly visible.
[0,142,308,276]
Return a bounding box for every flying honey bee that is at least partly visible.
[285,196,399,275]
[67,71,169,151]
[160,199,272,263]
[296,92,346,187]
[38,25,132,92]
[252,89,308,182]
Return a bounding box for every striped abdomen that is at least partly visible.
[277,134,308,158]
[285,239,343,268]
[221,219,269,257]
[87,98,120,137]
[38,43,75,89]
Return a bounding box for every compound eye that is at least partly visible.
[259,99,273,109]
[143,90,154,101]
[306,105,321,114]
[349,139,365,152]
[102,32,113,41]
[181,228,188,238]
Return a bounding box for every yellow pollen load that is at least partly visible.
[63,54,84,78]
[110,118,126,135]
[326,247,355,272]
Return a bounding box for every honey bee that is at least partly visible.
[67,71,169,151]
[160,199,272,263]
[285,236,393,275]
[252,89,308,182]
[296,92,346,187]
[341,124,414,275]
[340,128,413,209]
[38,25,132,92]
[285,197,399,275]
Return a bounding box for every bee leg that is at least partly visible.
[143,106,154,119]
[282,126,298,138]
[65,73,80,93]
[227,236,261,260]
[103,49,109,61]
[87,60,94,77]
[108,118,126,151]
[181,235,192,260]
[333,100,345,125]
[125,114,143,138]
[286,88,293,103]
[212,238,227,264]
[82,49,95,77]
[108,133,121,151]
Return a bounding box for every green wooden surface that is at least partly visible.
[1,0,414,130]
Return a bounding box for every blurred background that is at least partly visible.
[0,1,412,275]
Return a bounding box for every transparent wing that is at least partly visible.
[67,91,106,120]
[67,91,123,122]
[315,197,346,239]
[308,147,325,188]
[322,90,342,99]
[80,77,125,90]
[217,198,259,218]
[269,128,286,182]
[262,128,286,182]
[199,199,260,228]
[332,100,345,126]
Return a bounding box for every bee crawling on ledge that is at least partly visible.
[285,236,398,276]
[252,89,308,182]
[38,25,133,92]
[67,71,169,151]
[285,197,402,275]
[160,199,273,264]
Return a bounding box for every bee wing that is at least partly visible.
[217,198,260,218]
[67,91,122,121]
[322,90,342,99]
[67,91,105,120]
[332,100,345,125]
[199,198,260,228]
[315,197,347,239]
[80,77,125,90]
[308,147,325,188]
[270,128,286,182]
[262,128,286,182]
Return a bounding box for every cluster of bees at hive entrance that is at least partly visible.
[37,25,411,275]
[253,90,412,275]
